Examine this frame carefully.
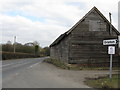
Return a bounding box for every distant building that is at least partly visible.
[6,41,12,45]
[50,7,120,66]
[24,43,34,46]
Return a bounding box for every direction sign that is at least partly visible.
[103,39,117,45]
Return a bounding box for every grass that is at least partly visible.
[43,58,120,70]
[44,58,68,69]
[84,74,120,88]
[44,58,87,70]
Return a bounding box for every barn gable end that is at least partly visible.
[50,7,120,66]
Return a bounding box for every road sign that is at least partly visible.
[108,46,115,79]
[108,46,115,54]
[103,39,117,45]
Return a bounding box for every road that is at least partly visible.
[2,57,46,78]
[2,57,118,88]
[0,61,2,89]
[2,57,90,88]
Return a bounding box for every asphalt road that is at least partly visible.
[1,58,119,88]
[2,57,48,88]
[2,57,47,78]
[2,57,90,88]
[0,61,2,89]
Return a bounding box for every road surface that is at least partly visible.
[2,57,90,88]
[2,57,46,78]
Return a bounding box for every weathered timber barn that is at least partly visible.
[50,7,120,66]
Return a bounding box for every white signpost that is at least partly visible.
[103,39,117,79]
[108,46,115,79]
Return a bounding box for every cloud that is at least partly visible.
[0,0,119,47]
[0,14,68,46]
[118,1,120,31]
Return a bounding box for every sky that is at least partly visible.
[0,0,120,47]
[118,1,120,31]
[118,1,120,48]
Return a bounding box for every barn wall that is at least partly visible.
[50,35,70,63]
[68,10,119,66]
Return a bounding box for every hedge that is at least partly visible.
[1,51,40,60]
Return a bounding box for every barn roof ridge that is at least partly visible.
[50,6,120,47]
[66,6,119,35]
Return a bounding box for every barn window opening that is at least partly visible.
[89,20,106,31]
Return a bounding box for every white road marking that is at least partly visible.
[2,63,14,67]
[2,59,42,71]
[1,60,31,68]
[28,63,40,69]
[0,63,15,68]
[2,61,32,71]
[15,73,19,76]
[8,62,31,68]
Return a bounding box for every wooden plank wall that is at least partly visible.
[50,36,69,63]
[50,9,119,67]
[68,10,119,66]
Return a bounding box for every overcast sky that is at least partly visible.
[0,0,119,47]
[118,1,120,31]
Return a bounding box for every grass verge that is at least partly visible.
[43,58,68,69]
[84,74,120,88]
[43,58,120,70]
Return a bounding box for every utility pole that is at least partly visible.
[14,36,16,53]
[109,13,113,79]
[109,13,112,35]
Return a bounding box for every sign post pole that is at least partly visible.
[103,40,117,79]
[109,54,112,79]
[108,46,115,79]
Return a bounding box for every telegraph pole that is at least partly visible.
[109,13,113,79]
[14,36,16,53]
[109,13,112,35]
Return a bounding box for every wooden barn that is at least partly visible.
[50,7,120,66]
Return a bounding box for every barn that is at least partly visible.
[50,7,120,66]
